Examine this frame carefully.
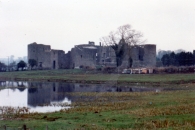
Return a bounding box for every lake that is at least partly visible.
[0,80,184,113]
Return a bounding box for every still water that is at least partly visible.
[0,81,167,113]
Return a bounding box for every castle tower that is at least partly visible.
[129,44,156,68]
[142,44,156,67]
[28,42,52,69]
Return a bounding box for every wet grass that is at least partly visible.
[1,90,195,129]
[0,70,195,84]
[1,70,195,129]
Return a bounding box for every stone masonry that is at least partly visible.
[28,41,157,69]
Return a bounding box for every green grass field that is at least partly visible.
[0,69,195,84]
[0,70,195,129]
[1,90,195,129]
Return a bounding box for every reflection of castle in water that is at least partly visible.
[28,82,75,107]
[0,81,160,107]
[27,82,160,106]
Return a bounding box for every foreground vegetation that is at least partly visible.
[1,90,195,129]
[1,70,195,129]
[0,69,195,84]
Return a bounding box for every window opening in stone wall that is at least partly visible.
[81,55,82,58]
[139,48,144,61]
[53,83,55,92]
[139,55,143,61]
[72,63,75,69]
[39,62,42,67]
[103,53,106,58]
[53,60,56,69]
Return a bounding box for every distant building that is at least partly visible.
[28,43,66,69]
[28,41,157,69]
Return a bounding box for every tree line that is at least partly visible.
[0,59,38,72]
[161,51,195,66]
[0,60,27,71]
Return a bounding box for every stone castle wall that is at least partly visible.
[97,46,116,67]
[120,44,156,68]
[64,51,71,69]
[28,42,65,69]
[142,44,156,67]
[50,50,65,69]
[28,43,52,68]
[70,45,98,68]
[28,41,157,70]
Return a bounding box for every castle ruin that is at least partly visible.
[28,41,156,69]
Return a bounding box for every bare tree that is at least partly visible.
[101,24,145,67]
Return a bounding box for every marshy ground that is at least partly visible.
[0,69,195,84]
[0,70,195,129]
[1,90,195,129]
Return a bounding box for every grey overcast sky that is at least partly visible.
[0,0,195,58]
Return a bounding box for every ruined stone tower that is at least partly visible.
[70,43,98,68]
[28,42,66,69]
[114,38,156,68]
[28,41,156,70]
